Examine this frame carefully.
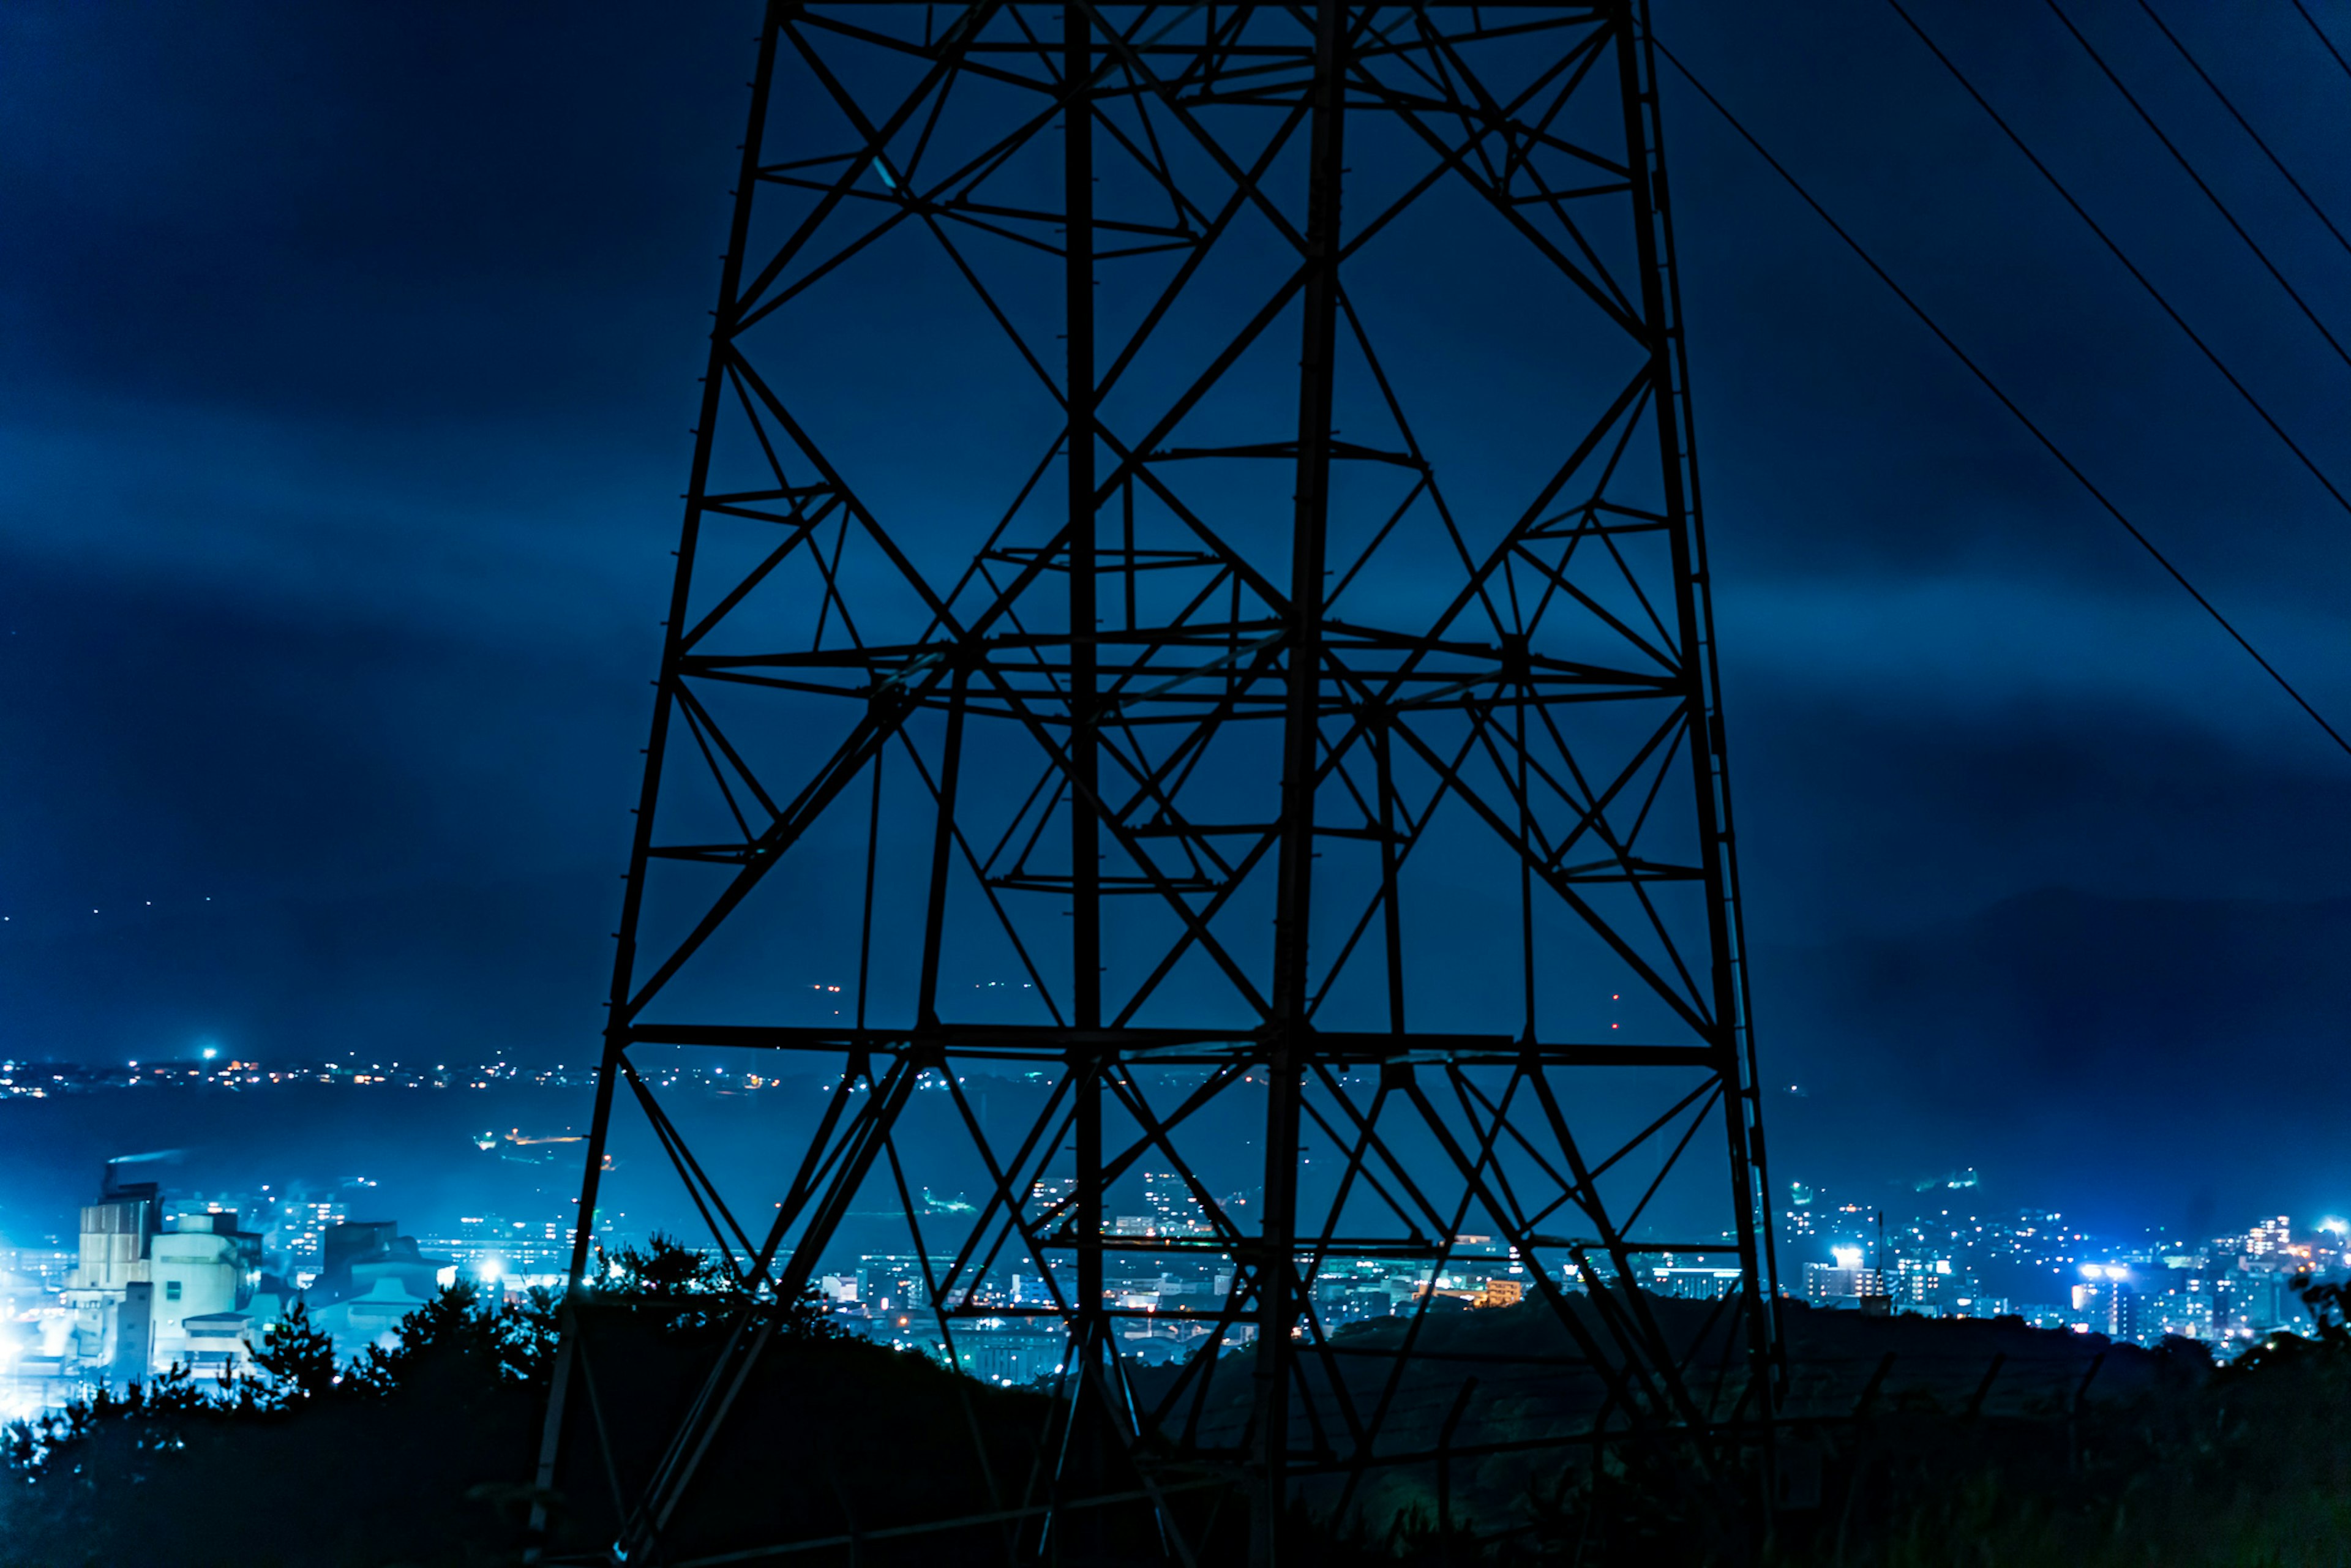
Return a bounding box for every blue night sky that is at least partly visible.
[2,1,2349,1229]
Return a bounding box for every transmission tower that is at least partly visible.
[536,1,1779,1559]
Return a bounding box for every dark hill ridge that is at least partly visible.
[1133,1294,2166,1534]
[0,1279,2298,1566]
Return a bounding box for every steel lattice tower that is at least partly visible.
[537,1,1779,1559]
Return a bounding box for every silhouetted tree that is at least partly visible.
[599,1229,722,1297]
[594,1229,844,1341]
[249,1296,337,1401]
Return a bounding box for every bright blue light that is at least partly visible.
[201,1048,218,1060]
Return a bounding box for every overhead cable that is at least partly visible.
[2048,0,2351,372]
[2293,0,2351,84]
[1647,36,2351,763]
[1881,0,2351,523]
[2139,1,2351,266]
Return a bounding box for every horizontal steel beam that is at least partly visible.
[624,1021,1720,1068]
[786,2,1606,9]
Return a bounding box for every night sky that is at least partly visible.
[4,2,2349,1233]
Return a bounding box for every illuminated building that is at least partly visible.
[953,1322,1067,1385]
[276,1198,351,1282]
[1894,1255,1957,1315]
[59,1167,160,1387]
[1140,1170,1212,1237]
[422,1212,574,1281]
[2158,1273,2214,1341]
[2071,1266,2140,1342]
[858,1254,958,1313]
[1649,1265,1742,1302]
[1804,1247,1878,1308]
[148,1212,269,1375]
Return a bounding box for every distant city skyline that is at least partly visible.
[8,1066,2349,1289]
[7,1129,2342,1427]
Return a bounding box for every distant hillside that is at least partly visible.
[5,872,2345,1232]
[1755,888,2351,1226]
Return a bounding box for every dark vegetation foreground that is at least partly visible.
[7,1251,2350,1567]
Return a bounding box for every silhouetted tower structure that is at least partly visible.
[538,1,1779,1559]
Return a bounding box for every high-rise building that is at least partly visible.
[1893,1255,1958,1315]
[276,1198,351,1281]
[1802,1248,1878,1307]
[1140,1171,1210,1237]
[2072,1268,2140,1343]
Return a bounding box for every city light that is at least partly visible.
[8,1049,2343,1442]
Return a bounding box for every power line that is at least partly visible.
[2048,0,2351,372]
[2139,1,2351,266]
[1646,36,2351,763]
[1881,0,2351,524]
[2293,0,2351,84]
